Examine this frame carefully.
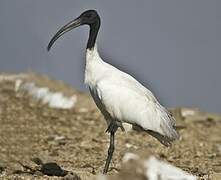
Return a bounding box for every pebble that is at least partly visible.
[40,162,67,177]
[62,172,81,180]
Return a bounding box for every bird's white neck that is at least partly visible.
[85,43,104,85]
[86,43,102,64]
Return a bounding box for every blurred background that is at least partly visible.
[0,0,220,113]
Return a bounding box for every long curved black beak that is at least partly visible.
[47,17,82,51]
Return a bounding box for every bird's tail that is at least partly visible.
[133,124,178,147]
[146,129,175,147]
[133,103,179,146]
[154,103,180,146]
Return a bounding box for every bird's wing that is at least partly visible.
[96,75,178,141]
[103,62,158,102]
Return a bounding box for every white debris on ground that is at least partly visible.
[122,152,139,163]
[171,107,221,122]
[144,156,196,180]
[180,108,199,118]
[0,74,28,82]
[120,153,197,180]
[15,80,77,109]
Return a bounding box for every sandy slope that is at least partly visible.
[0,73,220,179]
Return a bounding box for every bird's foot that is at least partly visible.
[105,121,118,133]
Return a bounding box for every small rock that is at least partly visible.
[122,153,139,163]
[78,108,88,113]
[31,157,43,165]
[40,162,68,177]
[62,172,81,180]
[0,166,4,174]
[208,153,216,159]
[125,143,138,149]
[54,135,66,141]
[125,143,132,148]
[199,174,209,180]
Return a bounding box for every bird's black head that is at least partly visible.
[79,10,100,25]
[47,9,100,51]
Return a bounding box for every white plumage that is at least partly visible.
[85,45,179,146]
[47,9,179,173]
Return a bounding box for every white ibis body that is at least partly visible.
[47,10,179,174]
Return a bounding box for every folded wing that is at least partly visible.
[95,76,179,144]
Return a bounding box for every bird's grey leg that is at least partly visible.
[103,121,118,174]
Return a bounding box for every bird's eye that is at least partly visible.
[86,14,92,18]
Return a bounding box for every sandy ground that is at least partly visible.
[0,73,221,180]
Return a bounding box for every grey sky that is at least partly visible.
[0,0,220,113]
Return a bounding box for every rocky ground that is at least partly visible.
[0,73,221,180]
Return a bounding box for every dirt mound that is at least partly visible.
[0,73,221,179]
